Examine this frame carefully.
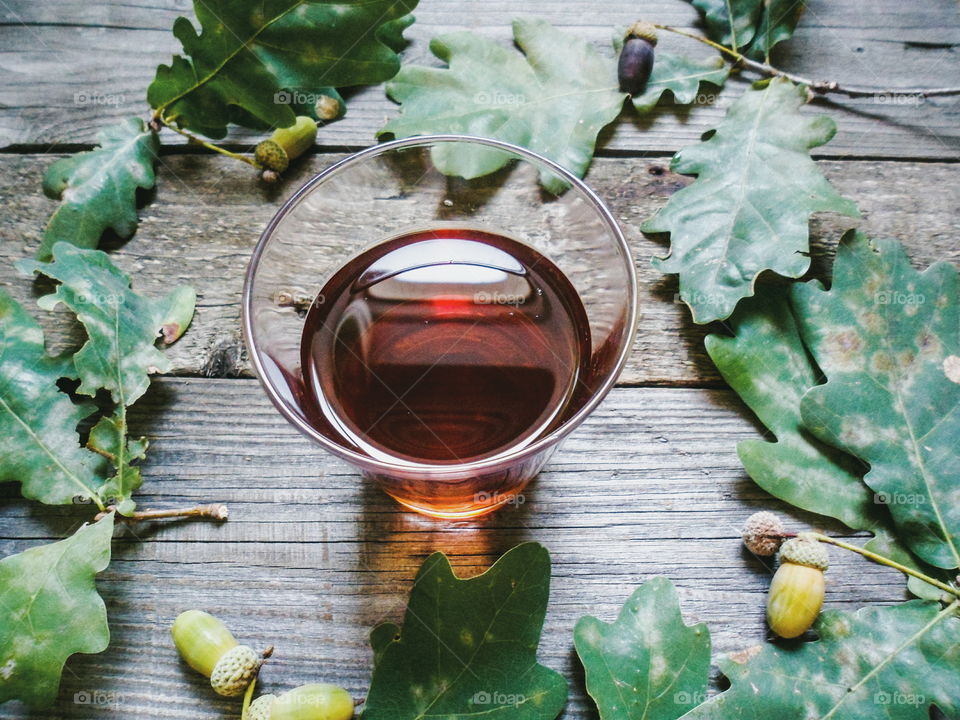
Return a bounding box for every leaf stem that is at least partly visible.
[809,532,959,599]
[95,503,229,523]
[156,115,261,168]
[654,24,960,98]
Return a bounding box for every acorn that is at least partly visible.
[766,534,829,638]
[248,694,278,720]
[618,21,657,94]
[269,684,354,720]
[255,116,318,173]
[742,511,786,556]
[314,94,342,122]
[171,610,260,696]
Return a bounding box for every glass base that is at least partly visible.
[388,492,515,519]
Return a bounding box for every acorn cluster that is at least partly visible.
[172,610,353,720]
[742,512,829,639]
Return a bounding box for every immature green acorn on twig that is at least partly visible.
[255,115,318,175]
[618,21,657,94]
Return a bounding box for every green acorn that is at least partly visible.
[248,694,278,720]
[271,684,354,720]
[766,534,829,638]
[171,610,260,696]
[255,116,318,173]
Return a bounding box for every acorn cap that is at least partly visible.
[780,534,829,571]
[210,644,259,696]
[255,140,289,173]
[741,511,785,556]
[248,694,277,720]
[625,21,658,46]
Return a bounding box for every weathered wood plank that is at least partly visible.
[1,153,957,386]
[0,379,913,718]
[1,0,959,157]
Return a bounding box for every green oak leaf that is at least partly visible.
[746,0,806,61]
[88,408,149,515]
[148,0,418,138]
[0,514,114,709]
[632,54,729,112]
[369,622,401,667]
[19,242,196,407]
[683,600,960,719]
[705,272,957,600]
[378,14,416,54]
[18,243,195,514]
[642,78,859,324]
[689,0,805,60]
[0,290,106,508]
[792,231,960,570]
[575,577,710,720]
[379,18,628,194]
[362,542,567,720]
[705,285,881,531]
[39,117,158,261]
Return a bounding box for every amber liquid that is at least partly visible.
[300,227,591,467]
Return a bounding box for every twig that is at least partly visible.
[154,114,262,168]
[654,24,960,99]
[240,647,274,720]
[809,532,960,599]
[95,503,229,523]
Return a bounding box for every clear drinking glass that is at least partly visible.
[242,135,638,518]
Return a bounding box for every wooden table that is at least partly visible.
[1,1,958,717]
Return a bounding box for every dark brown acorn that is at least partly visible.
[618,22,658,95]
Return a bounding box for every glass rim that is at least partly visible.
[241,133,639,476]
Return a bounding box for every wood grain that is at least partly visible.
[1,0,958,716]
[1,153,957,386]
[0,379,914,718]
[1,0,959,157]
